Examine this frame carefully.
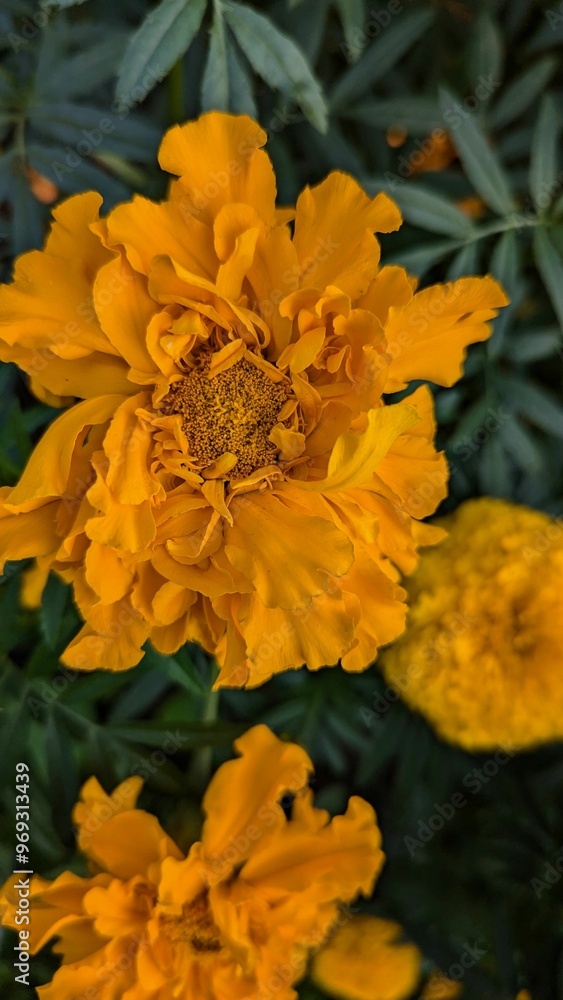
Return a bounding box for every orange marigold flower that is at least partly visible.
[311,914,421,1000]
[380,498,563,751]
[0,725,384,1000]
[0,112,508,683]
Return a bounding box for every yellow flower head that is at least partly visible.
[0,725,384,1000]
[311,914,421,1000]
[381,498,563,751]
[0,112,507,683]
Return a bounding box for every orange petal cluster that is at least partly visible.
[0,112,508,683]
[0,726,384,1000]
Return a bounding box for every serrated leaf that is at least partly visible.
[116,0,207,111]
[534,226,563,329]
[330,8,435,110]
[529,94,560,211]
[201,0,229,110]
[489,56,558,130]
[223,1,327,132]
[440,87,515,217]
[378,182,474,238]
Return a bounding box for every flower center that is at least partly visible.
[158,891,222,953]
[162,356,288,479]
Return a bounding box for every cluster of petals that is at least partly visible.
[1,726,383,1000]
[0,112,507,684]
[381,498,563,751]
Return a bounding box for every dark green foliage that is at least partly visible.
[0,2,562,997]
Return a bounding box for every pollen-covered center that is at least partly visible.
[163,356,289,479]
[158,892,222,954]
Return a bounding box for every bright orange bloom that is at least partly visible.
[0,726,383,1000]
[311,914,421,1000]
[0,112,507,683]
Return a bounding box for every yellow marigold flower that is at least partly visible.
[311,914,421,1000]
[381,498,563,751]
[0,112,507,683]
[0,725,384,1000]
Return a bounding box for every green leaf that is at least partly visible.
[478,434,511,497]
[447,241,480,281]
[511,328,561,364]
[201,0,229,110]
[334,0,365,62]
[533,226,563,329]
[116,0,207,111]
[330,8,435,110]
[468,10,503,88]
[376,182,474,238]
[344,96,442,134]
[488,229,520,358]
[108,718,245,748]
[223,1,327,132]
[440,87,515,217]
[226,37,257,116]
[39,573,68,650]
[46,709,78,836]
[500,419,543,475]
[529,94,560,211]
[489,56,558,130]
[498,373,563,439]
[390,238,459,277]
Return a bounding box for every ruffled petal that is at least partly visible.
[293,173,401,298]
[301,403,419,493]
[225,491,354,610]
[241,793,384,902]
[5,396,126,512]
[383,275,508,391]
[201,725,312,865]
[106,194,218,279]
[159,112,277,226]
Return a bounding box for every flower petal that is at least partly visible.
[383,275,508,391]
[201,725,312,865]
[225,491,354,610]
[5,396,126,511]
[302,404,419,493]
[293,173,401,298]
[159,112,277,226]
[242,794,384,902]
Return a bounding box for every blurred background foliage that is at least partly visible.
[0,0,562,997]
